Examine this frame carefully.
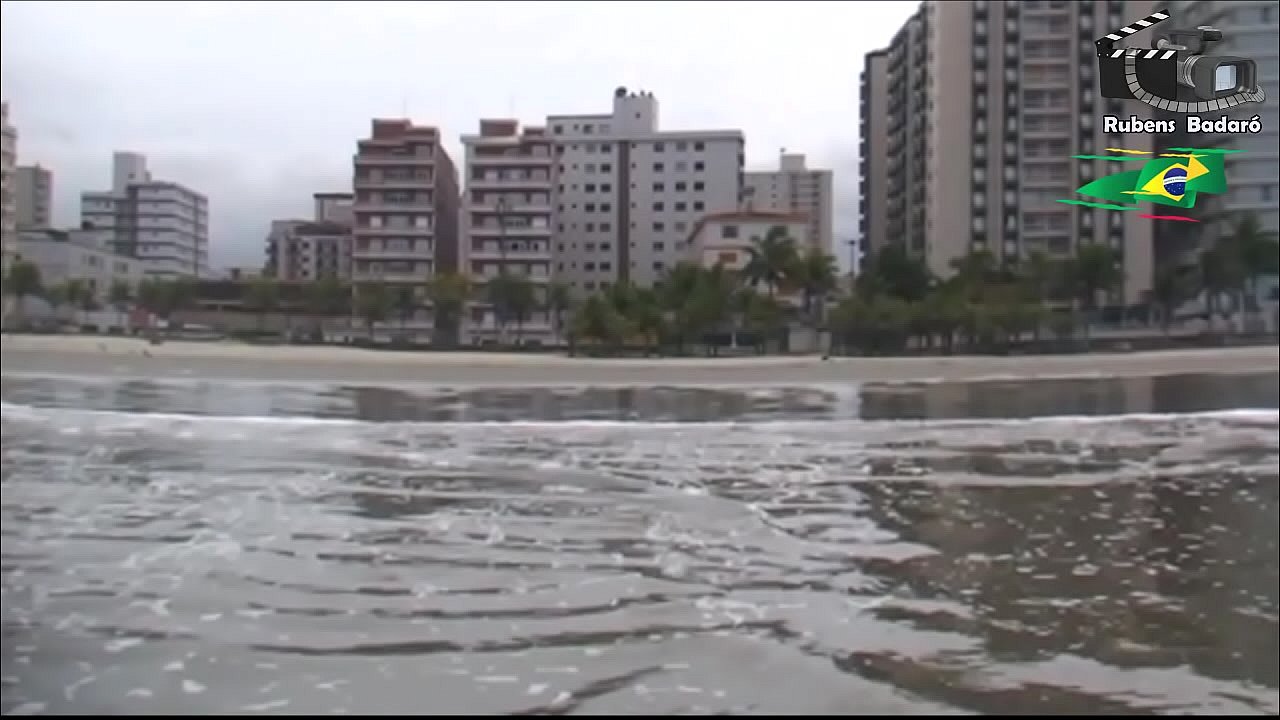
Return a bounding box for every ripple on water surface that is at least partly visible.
[1,378,1278,714]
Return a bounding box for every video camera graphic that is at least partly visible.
[1095,9,1266,113]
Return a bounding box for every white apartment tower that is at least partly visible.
[744,153,835,256]
[549,88,745,290]
[1,102,17,275]
[80,152,209,278]
[460,119,554,343]
[15,164,53,228]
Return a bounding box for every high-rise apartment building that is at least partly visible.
[549,87,745,291]
[350,120,460,308]
[15,164,53,228]
[1,102,17,275]
[1166,0,1278,253]
[313,192,354,227]
[743,153,835,256]
[859,50,891,269]
[80,152,209,279]
[264,219,350,282]
[460,119,554,343]
[861,0,1160,304]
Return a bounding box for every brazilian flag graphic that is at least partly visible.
[1060,148,1238,211]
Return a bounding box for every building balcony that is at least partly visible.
[351,269,434,284]
[354,176,434,190]
[468,153,554,167]
[468,245,551,262]
[353,245,434,260]
[354,154,435,167]
[468,175,553,190]
[352,225,435,237]
[468,224,551,238]
[352,201,435,213]
[469,201,553,215]
[469,265,551,283]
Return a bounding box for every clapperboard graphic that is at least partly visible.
[1095,9,1266,113]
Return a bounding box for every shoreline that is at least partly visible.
[2,335,1277,386]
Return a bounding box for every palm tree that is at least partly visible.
[504,275,538,346]
[1222,213,1279,329]
[864,244,933,302]
[109,279,133,330]
[304,277,347,340]
[546,281,572,348]
[243,277,280,332]
[1150,264,1194,336]
[3,260,42,329]
[426,272,471,347]
[790,249,839,327]
[46,282,71,327]
[741,225,799,297]
[1067,243,1123,341]
[72,280,99,327]
[1198,242,1241,333]
[356,283,391,341]
[571,293,626,353]
[392,285,418,339]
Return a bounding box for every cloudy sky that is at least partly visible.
[2,0,917,272]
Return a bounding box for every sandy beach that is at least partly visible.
[2,334,1276,385]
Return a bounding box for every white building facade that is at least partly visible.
[80,152,209,279]
[1,102,18,276]
[17,228,143,300]
[743,152,834,257]
[548,87,745,291]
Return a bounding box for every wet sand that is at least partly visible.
[2,333,1277,385]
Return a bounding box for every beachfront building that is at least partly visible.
[685,210,812,278]
[350,119,460,339]
[14,164,52,229]
[313,191,354,227]
[860,0,1159,304]
[1,102,18,278]
[547,87,745,292]
[264,220,351,282]
[743,152,834,257]
[79,152,209,279]
[459,119,555,345]
[17,227,143,301]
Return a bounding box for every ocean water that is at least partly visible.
[2,372,1277,715]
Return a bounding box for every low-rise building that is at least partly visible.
[264,220,350,282]
[16,227,143,300]
[685,211,812,274]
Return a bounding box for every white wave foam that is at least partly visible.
[3,400,1276,431]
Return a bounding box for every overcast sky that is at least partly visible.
[2,0,917,272]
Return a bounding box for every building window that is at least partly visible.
[693,201,704,211]
[693,142,705,151]
[693,181,705,191]
[601,202,612,211]
[653,222,665,232]
[601,183,612,192]
[653,202,665,211]
[653,182,665,192]
[654,142,665,152]
[675,181,687,192]
[601,164,612,172]
[721,224,739,239]
[585,183,597,192]
[694,161,705,172]
[585,203,596,212]
[675,202,687,211]
[553,125,563,134]
[653,162,665,172]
